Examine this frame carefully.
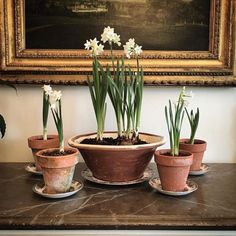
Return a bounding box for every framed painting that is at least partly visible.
[0,0,235,86]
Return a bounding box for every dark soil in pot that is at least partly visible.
[81,136,148,145]
[41,149,75,156]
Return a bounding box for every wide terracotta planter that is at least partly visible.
[36,147,79,194]
[68,132,165,182]
[28,135,59,171]
[154,149,193,192]
[179,139,207,171]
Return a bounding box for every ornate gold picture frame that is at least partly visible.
[0,0,235,86]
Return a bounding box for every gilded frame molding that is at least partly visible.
[0,0,235,86]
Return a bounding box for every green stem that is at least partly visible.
[189,134,195,145]
[43,128,47,140]
[59,138,64,153]
[117,116,122,137]
[110,42,116,74]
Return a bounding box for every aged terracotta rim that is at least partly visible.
[179,138,207,153]
[28,134,59,149]
[28,134,58,142]
[68,131,166,150]
[154,149,193,167]
[36,147,79,159]
[155,149,193,158]
[180,138,206,145]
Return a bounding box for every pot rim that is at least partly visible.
[180,138,207,145]
[36,147,79,159]
[28,134,58,141]
[154,149,193,167]
[155,149,193,158]
[68,131,165,150]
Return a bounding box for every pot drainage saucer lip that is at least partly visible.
[33,180,83,199]
[81,167,153,186]
[149,178,198,196]
[25,163,42,175]
[189,163,209,176]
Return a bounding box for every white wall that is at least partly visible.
[0,84,236,163]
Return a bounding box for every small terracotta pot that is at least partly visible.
[68,132,165,182]
[179,139,207,171]
[154,149,193,192]
[36,147,79,194]
[28,135,59,171]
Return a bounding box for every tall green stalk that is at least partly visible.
[50,99,64,152]
[185,107,200,145]
[165,88,186,156]
[108,56,144,141]
[88,56,109,141]
[42,90,50,140]
[108,58,125,137]
[132,59,144,139]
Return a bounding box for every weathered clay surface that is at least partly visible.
[180,139,207,171]
[155,149,193,191]
[69,132,165,182]
[28,135,59,171]
[36,147,79,194]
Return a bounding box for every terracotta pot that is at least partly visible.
[154,149,193,192]
[36,147,79,194]
[68,132,165,182]
[28,135,59,171]
[179,139,207,171]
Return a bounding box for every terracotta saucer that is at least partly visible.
[189,163,209,176]
[25,163,42,175]
[81,167,153,186]
[149,178,198,196]
[33,180,83,199]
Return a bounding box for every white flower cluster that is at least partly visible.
[182,86,194,99]
[43,85,62,109]
[84,38,104,57]
[84,26,143,59]
[178,86,194,107]
[101,26,121,46]
[43,85,52,94]
[123,38,142,59]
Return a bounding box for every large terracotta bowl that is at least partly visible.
[68,132,165,182]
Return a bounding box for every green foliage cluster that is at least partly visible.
[185,107,199,145]
[165,88,186,156]
[88,46,144,143]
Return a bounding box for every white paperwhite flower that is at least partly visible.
[101,26,121,46]
[134,45,143,56]
[43,85,52,96]
[189,91,194,99]
[84,38,104,56]
[101,26,114,43]
[123,38,142,59]
[182,87,194,99]
[49,90,62,109]
[112,33,121,46]
[178,87,194,106]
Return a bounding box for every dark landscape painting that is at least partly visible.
[25,0,211,51]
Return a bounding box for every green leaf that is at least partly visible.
[0,114,6,138]
[0,80,17,94]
